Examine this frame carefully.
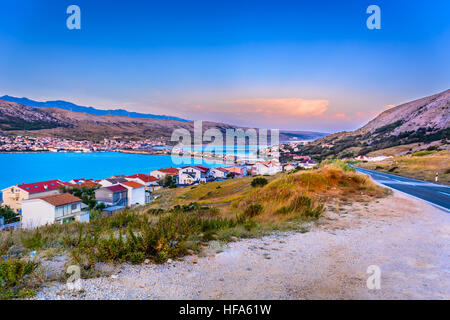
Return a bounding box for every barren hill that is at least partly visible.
[0,100,326,142]
[292,89,450,159]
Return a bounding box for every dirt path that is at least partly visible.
[35,190,450,300]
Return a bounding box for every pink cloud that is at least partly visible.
[226,98,329,118]
[332,112,351,120]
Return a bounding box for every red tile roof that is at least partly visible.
[106,185,128,192]
[157,168,179,175]
[18,180,66,194]
[181,165,210,173]
[121,181,145,189]
[214,167,229,173]
[127,174,159,183]
[38,193,81,207]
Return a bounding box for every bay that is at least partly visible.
[0,152,222,194]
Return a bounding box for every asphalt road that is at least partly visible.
[353,166,450,213]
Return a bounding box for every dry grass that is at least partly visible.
[151,162,389,224]
[358,151,450,185]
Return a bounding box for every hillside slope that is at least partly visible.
[295,89,450,159]
[0,100,326,142]
[0,95,188,122]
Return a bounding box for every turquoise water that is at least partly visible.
[0,152,222,192]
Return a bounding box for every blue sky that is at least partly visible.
[0,0,449,132]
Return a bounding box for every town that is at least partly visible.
[0,153,319,230]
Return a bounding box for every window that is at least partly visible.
[71,204,77,210]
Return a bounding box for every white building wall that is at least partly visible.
[21,200,55,229]
[211,169,226,178]
[179,168,202,185]
[150,170,165,180]
[122,186,146,206]
[131,187,145,206]
[76,212,90,223]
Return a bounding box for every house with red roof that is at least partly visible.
[126,173,159,189]
[178,165,211,185]
[120,181,146,206]
[95,184,128,207]
[210,167,229,179]
[1,179,67,213]
[150,167,180,180]
[251,160,282,175]
[21,193,88,229]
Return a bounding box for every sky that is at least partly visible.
[0,0,449,133]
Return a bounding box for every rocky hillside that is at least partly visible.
[0,100,325,142]
[0,95,188,122]
[294,89,450,160]
[361,89,449,133]
[0,100,69,131]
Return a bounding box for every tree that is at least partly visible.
[251,177,268,187]
[0,205,18,221]
[161,175,177,188]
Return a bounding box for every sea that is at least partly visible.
[0,152,224,195]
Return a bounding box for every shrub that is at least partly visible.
[0,206,18,221]
[412,150,433,157]
[20,230,45,250]
[0,259,39,300]
[275,195,323,219]
[147,208,165,215]
[244,204,263,218]
[251,177,268,187]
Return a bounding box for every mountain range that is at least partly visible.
[0,99,326,142]
[296,89,450,159]
[0,95,189,122]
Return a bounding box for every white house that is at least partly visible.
[150,168,180,180]
[226,166,248,178]
[126,174,159,190]
[178,165,210,185]
[298,159,317,169]
[1,179,68,213]
[98,177,128,187]
[283,164,297,172]
[210,167,228,179]
[119,181,146,206]
[21,193,89,229]
[251,160,282,175]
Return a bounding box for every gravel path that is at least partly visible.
[35,190,450,300]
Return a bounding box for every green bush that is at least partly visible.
[275,195,323,218]
[251,177,268,187]
[244,204,263,218]
[20,230,45,250]
[0,259,39,300]
[412,150,433,157]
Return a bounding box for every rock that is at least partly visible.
[230,236,238,242]
[186,249,194,255]
[167,259,173,264]
[110,275,118,279]
[191,257,198,264]
[144,259,150,264]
